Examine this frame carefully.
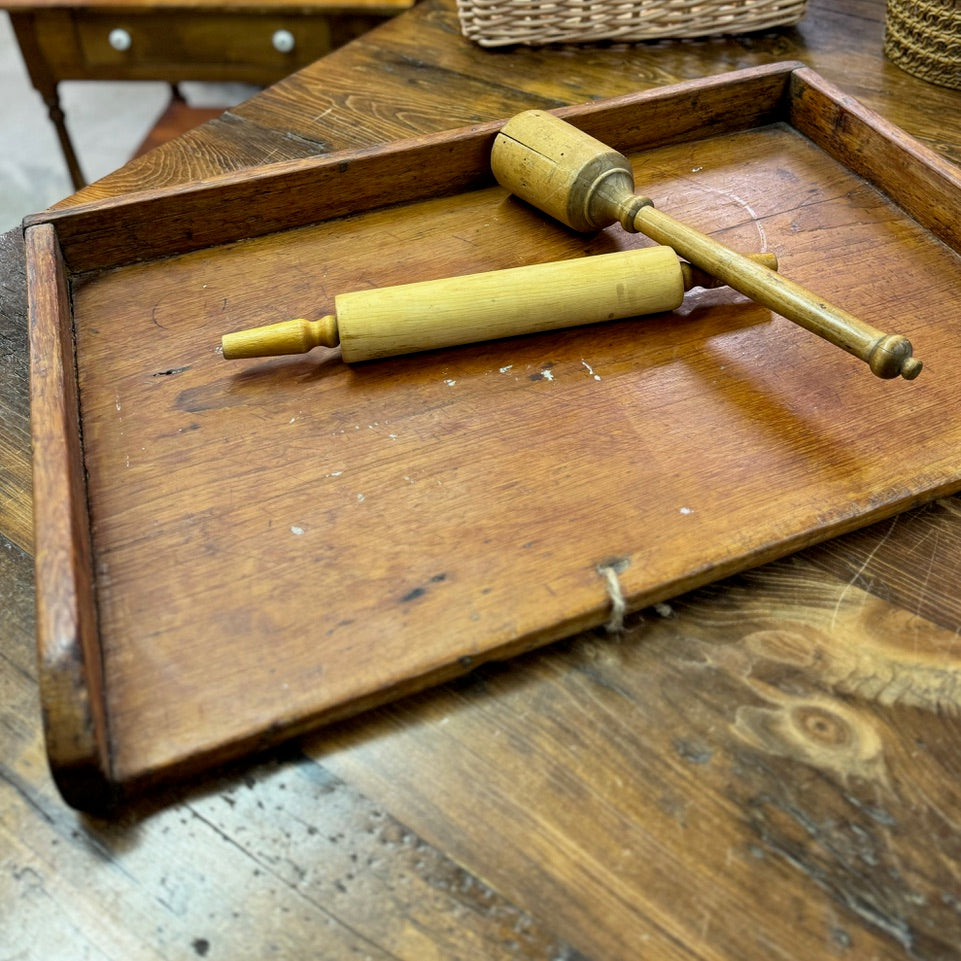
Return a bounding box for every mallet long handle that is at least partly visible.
[225,245,767,363]
[632,205,921,380]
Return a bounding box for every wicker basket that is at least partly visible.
[884,0,961,91]
[456,0,809,47]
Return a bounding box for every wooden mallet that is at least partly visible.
[491,109,921,380]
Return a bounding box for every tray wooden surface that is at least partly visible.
[26,63,961,810]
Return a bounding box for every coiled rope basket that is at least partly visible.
[884,0,961,90]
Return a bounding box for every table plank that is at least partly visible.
[0,229,33,555]
[320,556,961,958]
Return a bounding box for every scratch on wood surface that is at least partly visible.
[580,359,601,381]
[309,105,335,126]
[830,515,899,629]
[680,178,769,250]
[914,526,941,621]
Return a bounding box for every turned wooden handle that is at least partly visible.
[492,109,922,380]
[633,207,922,380]
[221,314,338,359]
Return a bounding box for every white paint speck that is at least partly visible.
[499,365,513,374]
[356,493,366,503]
[541,368,554,382]
[326,470,343,478]
[679,506,694,515]
[289,417,296,424]
[654,602,674,618]
[581,359,601,381]
[388,433,398,440]
[445,379,457,387]
[291,525,304,536]
[692,166,703,173]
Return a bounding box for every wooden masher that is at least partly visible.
[491,109,922,380]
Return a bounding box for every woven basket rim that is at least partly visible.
[456,0,810,47]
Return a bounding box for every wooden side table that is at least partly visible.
[6,0,413,188]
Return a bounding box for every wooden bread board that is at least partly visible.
[26,63,961,811]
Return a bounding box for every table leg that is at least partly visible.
[9,12,87,190]
[44,89,86,190]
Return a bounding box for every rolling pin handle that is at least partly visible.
[221,315,339,359]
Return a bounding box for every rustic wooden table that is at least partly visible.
[4,0,961,956]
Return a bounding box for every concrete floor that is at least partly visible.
[1,12,255,232]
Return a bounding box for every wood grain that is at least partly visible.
[4,0,409,9]
[31,60,798,274]
[0,230,33,557]
[789,67,961,251]
[9,0,414,187]
[319,555,961,958]
[5,0,961,957]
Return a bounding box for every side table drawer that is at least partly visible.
[76,12,336,72]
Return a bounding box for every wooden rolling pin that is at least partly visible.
[491,109,922,381]
[222,245,775,363]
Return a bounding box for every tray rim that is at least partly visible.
[26,61,961,811]
[25,61,802,274]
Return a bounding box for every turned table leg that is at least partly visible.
[43,89,86,190]
[9,11,87,190]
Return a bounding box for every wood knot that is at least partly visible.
[734,694,888,785]
[790,704,854,750]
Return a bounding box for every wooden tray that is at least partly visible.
[26,63,961,811]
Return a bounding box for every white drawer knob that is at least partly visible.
[108,28,132,51]
[271,29,296,53]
